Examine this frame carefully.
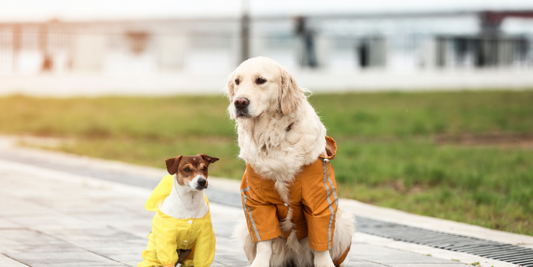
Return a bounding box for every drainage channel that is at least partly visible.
[356,217,533,267]
[1,150,532,266]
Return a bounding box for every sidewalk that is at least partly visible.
[0,137,529,267]
[1,71,533,98]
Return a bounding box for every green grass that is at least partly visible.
[1,91,532,236]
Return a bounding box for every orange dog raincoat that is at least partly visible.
[240,136,349,265]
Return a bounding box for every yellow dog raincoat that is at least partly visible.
[240,136,350,266]
[138,175,216,267]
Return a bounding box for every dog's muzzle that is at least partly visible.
[234,97,250,118]
[196,177,207,190]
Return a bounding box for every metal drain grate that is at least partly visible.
[1,150,532,266]
[356,216,533,266]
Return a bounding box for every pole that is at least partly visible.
[240,0,250,63]
[13,25,21,74]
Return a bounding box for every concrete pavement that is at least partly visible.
[0,136,528,267]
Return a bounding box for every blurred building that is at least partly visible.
[0,9,533,94]
[0,19,239,75]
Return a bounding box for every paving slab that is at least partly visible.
[0,254,30,267]
[0,138,526,266]
[348,244,458,264]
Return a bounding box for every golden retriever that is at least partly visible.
[226,57,355,267]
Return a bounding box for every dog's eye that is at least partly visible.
[235,79,240,85]
[202,167,207,172]
[255,77,266,85]
[183,167,191,172]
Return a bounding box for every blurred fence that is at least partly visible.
[435,36,533,69]
[1,25,532,75]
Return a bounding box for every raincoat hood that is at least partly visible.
[145,174,173,212]
[320,135,337,160]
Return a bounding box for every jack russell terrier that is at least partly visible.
[138,154,219,267]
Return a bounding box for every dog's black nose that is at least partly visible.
[234,97,250,110]
[197,178,207,187]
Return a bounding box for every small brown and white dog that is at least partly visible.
[138,154,219,267]
[225,57,355,267]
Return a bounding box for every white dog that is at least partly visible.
[226,57,355,267]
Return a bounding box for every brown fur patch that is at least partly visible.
[165,154,219,186]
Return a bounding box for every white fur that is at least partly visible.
[250,239,272,267]
[227,57,355,267]
[160,174,208,219]
[314,250,335,267]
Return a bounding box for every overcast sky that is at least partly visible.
[1,0,533,22]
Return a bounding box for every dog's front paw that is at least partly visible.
[250,258,270,267]
[314,263,335,267]
[250,259,269,267]
[314,261,335,267]
[313,250,335,267]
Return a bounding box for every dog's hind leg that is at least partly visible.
[331,209,356,266]
[177,249,192,264]
[234,218,257,264]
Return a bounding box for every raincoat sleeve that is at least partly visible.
[154,222,179,267]
[192,220,216,267]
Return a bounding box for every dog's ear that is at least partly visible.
[165,156,183,175]
[225,71,236,101]
[225,71,236,119]
[198,153,219,166]
[279,68,304,115]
